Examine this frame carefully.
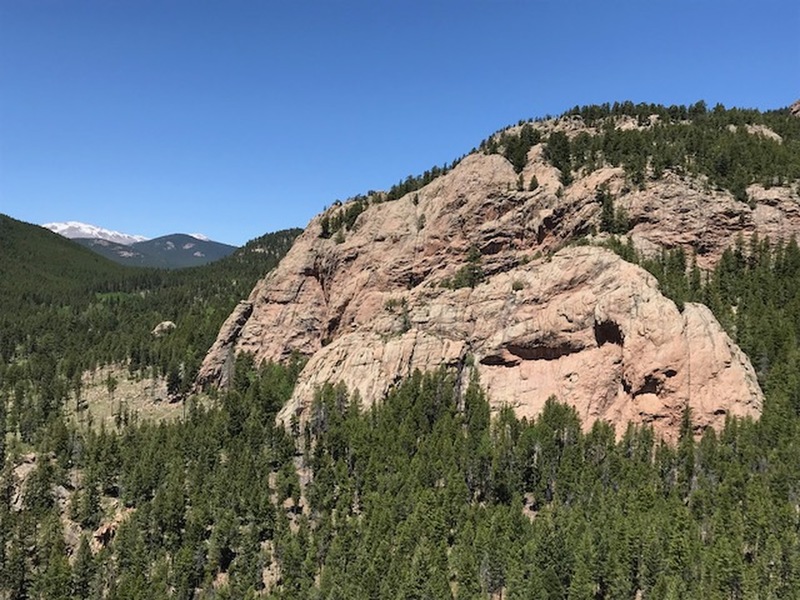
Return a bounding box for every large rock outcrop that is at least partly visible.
[283,247,761,442]
[196,145,780,440]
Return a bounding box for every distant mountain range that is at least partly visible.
[43,221,149,245]
[43,221,237,268]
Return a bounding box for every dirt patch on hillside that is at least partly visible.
[66,365,184,430]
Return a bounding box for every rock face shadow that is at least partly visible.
[594,319,624,347]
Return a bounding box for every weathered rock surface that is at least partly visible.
[196,141,780,439]
[151,320,176,337]
[278,247,761,442]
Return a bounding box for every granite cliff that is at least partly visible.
[197,112,800,439]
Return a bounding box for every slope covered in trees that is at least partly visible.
[484,101,800,200]
[0,214,300,438]
[2,352,799,599]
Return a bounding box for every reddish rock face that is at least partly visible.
[198,133,793,439]
[270,246,762,443]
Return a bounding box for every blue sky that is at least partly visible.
[1,1,798,246]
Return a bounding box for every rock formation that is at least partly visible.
[151,320,176,337]
[278,246,761,443]
[197,121,797,439]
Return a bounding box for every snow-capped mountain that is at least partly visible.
[43,221,149,245]
[42,221,235,268]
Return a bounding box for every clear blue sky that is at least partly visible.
[1,0,798,245]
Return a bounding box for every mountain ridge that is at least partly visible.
[73,233,237,269]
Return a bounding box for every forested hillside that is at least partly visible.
[0,215,300,439]
[486,100,800,199]
[2,102,800,599]
[2,335,799,599]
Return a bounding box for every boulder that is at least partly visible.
[151,321,176,337]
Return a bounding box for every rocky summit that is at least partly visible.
[197,115,800,440]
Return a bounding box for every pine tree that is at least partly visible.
[71,534,95,599]
[32,513,71,600]
[545,131,572,185]
[568,531,597,600]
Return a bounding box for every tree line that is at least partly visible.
[485,101,800,199]
[2,351,798,599]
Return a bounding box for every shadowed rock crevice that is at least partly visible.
[594,319,624,347]
[479,353,519,367]
[506,341,583,361]
[326,315,341,338]
[631,369,678,397]
[633,375,661,397]
[310,265,329,305]
[480,240,507,256]
[309,254,341,306]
